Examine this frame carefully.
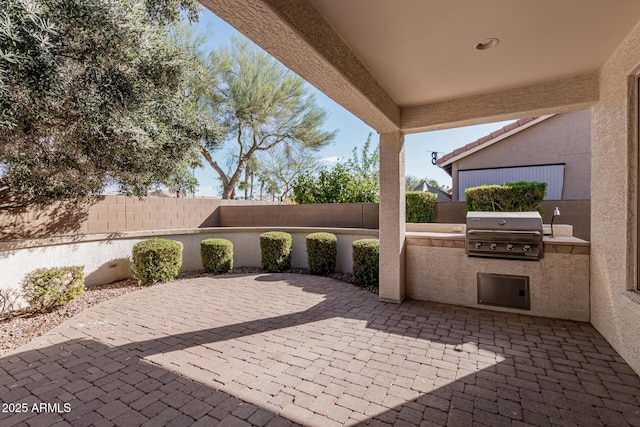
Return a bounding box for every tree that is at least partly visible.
[0,0,220,207]
[245,156,259,199]
[347,132,379,181]
[405,175,422,191]
[291,133,380,204]
[292,163,379,204]
[199,38,335,199]
[426,178,451,193]
[257,145,320,201]
[160,146,203,197]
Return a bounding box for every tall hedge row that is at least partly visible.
[405,191,437,223]
[465,181,547,212]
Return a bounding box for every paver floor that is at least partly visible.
[1,273,640,426]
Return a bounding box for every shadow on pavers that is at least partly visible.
[2,273,640,426]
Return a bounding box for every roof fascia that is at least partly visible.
[437,115,555,168]
[401,72,598,133]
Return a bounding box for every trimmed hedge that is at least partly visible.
[22,265,85,312]
[306,232,337,276]
[352,239,379,286]
[131,238,182,284]
[201,238,233,275]
[465,181,547,212]
[260,231,292,272]
[406,191,437,223]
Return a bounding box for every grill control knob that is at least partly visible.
[506,243,514,251]
[489,243,497,250]
[523,244,532,252]
[474,242,482,249]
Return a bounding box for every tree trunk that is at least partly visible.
[244,164,250,200]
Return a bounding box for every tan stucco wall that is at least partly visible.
[451,110,591,201]
[406,237,590,322]
[378,131,406,303]
[591,20,640,374]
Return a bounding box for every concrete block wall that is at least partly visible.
[218,203,379,229]
[83,196,222,234]
[1,198,589,240]
[0,197,283,241]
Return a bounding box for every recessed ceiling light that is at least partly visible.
[475,38,499,50]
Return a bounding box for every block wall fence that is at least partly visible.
[0,196,277,241]
[0,197,590,241]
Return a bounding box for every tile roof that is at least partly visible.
[436,117,545,167]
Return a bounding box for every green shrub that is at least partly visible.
[201,238,233,274]
[131,238,182,284]
[306,232,337,276]
[406,191,437,223]
[22,266,85,312]
[260,231,292,272]
[465,181,547,212]
[352,239,379,286]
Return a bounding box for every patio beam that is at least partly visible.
[199,0,400,133]
[401,72,599,133]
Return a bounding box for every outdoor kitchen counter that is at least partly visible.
[406,232,590,254]
[405,231,590,321]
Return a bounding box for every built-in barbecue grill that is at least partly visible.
[466,212,543,260]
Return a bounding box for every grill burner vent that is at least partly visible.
[466,212,543,261]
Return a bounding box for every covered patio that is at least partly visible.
[2,274,639,426]
[199,0,640,377]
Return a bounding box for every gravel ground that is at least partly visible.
[0,268,374,355]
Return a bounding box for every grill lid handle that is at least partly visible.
[468,230,541,236]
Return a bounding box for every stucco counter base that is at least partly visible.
[406,232,590,321]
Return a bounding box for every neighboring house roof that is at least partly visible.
[436,115,555,176]
[412,182,452,202]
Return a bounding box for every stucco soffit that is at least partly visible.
[401,72,599,134]
[199,0,400,132]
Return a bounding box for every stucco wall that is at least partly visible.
[405,236,590,322]
[0,227,377,306]
[451,110,591,201]
[591,20,640,375]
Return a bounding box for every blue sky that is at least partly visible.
[192,11,514,197]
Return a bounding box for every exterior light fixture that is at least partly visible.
[475,38,499,50]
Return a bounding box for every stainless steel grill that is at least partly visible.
[466,212,543,260]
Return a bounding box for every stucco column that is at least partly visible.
[378,131,406,303]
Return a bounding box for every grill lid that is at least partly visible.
[466,212,543,260]
[466,211,543,231]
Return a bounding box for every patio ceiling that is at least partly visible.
[201,0,640,132]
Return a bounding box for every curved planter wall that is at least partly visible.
[0,227,379,293]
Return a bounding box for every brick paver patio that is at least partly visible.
[1,273,640,426]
